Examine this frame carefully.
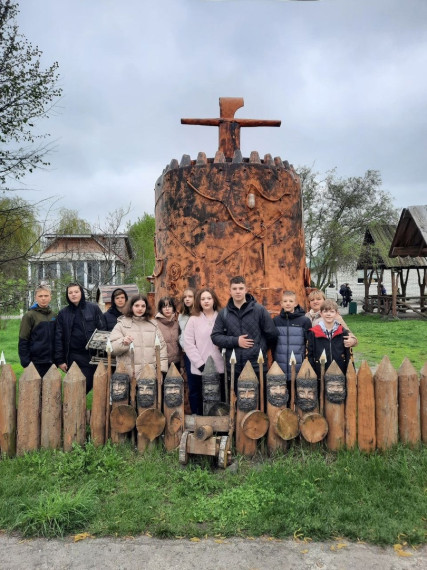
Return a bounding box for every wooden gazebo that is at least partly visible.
[358,219,427,318]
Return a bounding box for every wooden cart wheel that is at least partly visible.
[241,410,269,440]
[218,435,231,469]
[299,412,328,443]
[275,408,300,441]
[110,405,137,434]
[136,408,166,441]
[179,430,190,465]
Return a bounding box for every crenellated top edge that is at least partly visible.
[162,152,295,174]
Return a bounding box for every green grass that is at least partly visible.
[0,442,425,544]
[1,314,427,543]
[345,314,427,370]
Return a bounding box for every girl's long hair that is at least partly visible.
[179,288,196,316]
[124,294,152,319]
[192,288,221,316]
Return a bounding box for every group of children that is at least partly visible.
[18,280,357,412]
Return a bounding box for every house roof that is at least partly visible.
[30,234,133,264]
[357,223,427,270]
[96,284,139,304]
[389,205,427,258]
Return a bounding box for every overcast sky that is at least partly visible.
[15,0,427,229]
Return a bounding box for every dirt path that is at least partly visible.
[0,535,425,569]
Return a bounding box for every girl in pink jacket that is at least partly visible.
[184,288,224,414]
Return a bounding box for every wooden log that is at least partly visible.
[40,365,62,450]
[0,364,17,456]
[195,425,214,441]
[163,363,185,451]
[90,361,107,447]
[236,361,258,457]
[374,356,398,449]
[357,360,376,452]
[184,415,230,433]
[398,358,420,447]
[241,410,269,440]
[63,362,86,452]
[324,361,345,451]
[345,360,357,449]
[17,363,41,455]
[421,361,427,444]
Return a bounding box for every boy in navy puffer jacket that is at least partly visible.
[273,291,311,384]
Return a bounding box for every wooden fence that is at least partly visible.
[0,357,426,463]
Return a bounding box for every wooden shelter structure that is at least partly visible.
[153,97,310,313]
[96,284,139,311]
[359,220,427,318]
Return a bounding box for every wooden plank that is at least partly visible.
[40,365,62,450]
[90,361,107,447]
[374,356,398,449]
[17,363,42,455]
[421,361,427,444]
[0,364,17,456]
[63,362,86,452]
[398,358,421,446]
[186,433,219,456]
[345,361,357,449]
[324,362,345,451]
[357,360,376,452]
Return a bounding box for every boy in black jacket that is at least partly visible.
[307,299,351,378]
[18,284,56,377]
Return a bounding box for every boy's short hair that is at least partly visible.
[282,290,296,298]
[35,284,51,294]
[320,299,339,312]
[230,276,246,286]
[308,289,325,301]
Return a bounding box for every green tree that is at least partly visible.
[0,195,40,312]
[127,213,155,293]
[300,167,398,290]
[55,208,91,234]
[0,0,62,187]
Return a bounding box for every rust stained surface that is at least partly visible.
[154,98,309,313]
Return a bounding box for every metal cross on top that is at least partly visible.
[181,97,281,160]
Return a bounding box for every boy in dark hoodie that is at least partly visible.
[273,290,311,383]
[18,284,57,377]
[54,282,105,393]
[104,288,128,331]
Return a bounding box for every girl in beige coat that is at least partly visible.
[110,294,168,378]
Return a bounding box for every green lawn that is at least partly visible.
[1,314,426,544]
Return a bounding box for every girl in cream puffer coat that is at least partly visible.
[110,294,168,379]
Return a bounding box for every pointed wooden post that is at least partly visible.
[0,364,17,456]
[41,365,62,450]
[202,356,221,415]
[345,361,357,449]
[110,362,130,445]
[324,361,346,451]
[135,363,165,453]
[90,361,108,447]
[421,362,427,444]
[105,338,112,441]
[63,362,86,452]
[163,363,185,451]
[266,361,290,454]
[357,361,376,452]
[17,363,42,455]
[398,358,420,447]
[236,361,265,457]
[374,356,398,449]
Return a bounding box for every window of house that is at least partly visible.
[87,261,100,285]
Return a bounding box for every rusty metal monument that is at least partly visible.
[153,97,310,313]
